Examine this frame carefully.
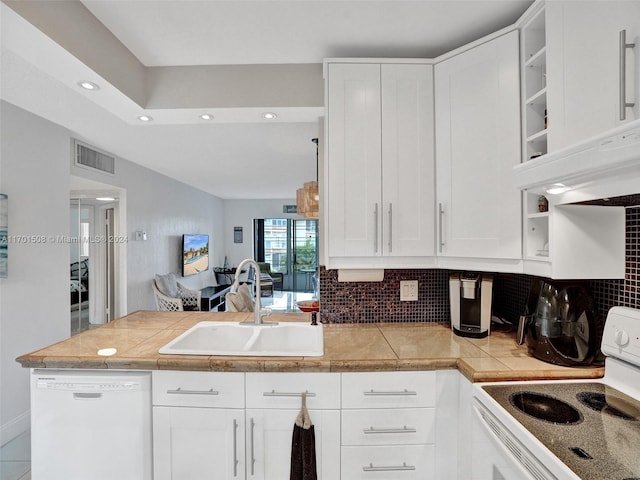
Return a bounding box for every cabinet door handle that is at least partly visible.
[619,29,636,121]
[388,203,393,253]
[232,419,239,477]
[363,389,417,396]
[166,388,219,396]
[249,417,256,476]
[363,426,417,434]
[363,462,416,472]
[374,203,379,253]
[263,390,316,397]
[438,203,445,253]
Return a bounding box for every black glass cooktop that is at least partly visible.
[482,382,640,480]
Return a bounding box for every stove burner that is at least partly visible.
[509,391,583,424]
[576,392,640,421]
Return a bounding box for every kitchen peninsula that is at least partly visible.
[16,310,603,382]
[19,311,606,480]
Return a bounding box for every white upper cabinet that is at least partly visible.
[435,30,522,262]
[546,0,640,151]
[324,61,435,268]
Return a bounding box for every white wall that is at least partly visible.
[0,101,71,443]
[222,199,301,267]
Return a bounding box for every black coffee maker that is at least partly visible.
[517,279,604,367]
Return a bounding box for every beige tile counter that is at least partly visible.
[16,311,605,382]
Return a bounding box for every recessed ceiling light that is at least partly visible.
[96,197,115,202]
[546,183,570,195]
[263,112,277,120]
[199,114,214,120]
[78,81,99,91]
[137,115,153,122]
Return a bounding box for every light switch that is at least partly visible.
[400,280,419,301]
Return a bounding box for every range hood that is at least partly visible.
[514,119,640,204]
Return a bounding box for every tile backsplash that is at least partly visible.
[319,207,640,324]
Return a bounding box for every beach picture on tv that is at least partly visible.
[182,234,209,276]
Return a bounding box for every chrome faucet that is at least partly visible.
[234,258,276,325]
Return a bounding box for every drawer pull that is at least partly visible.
[263,390,316,397]
[363,389,417,396]
[364,426,417,434]
[363,462,416,472]
[166,388,219,396]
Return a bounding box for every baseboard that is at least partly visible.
[0,410,30,447]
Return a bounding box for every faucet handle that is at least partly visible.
[260,307,272,317]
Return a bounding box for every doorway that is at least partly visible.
[69,199,91,335]
[254,218,319,293]
[69,197,122,335]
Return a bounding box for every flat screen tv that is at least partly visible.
[182,234,209,277]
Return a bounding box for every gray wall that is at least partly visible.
[70,147,225,312]
[0,101,225,442]
[0,101,70,443]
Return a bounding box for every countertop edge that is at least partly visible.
[16,313,606,383]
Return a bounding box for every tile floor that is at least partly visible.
[0,430,31,480]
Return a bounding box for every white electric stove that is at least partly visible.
[472,306,640,480]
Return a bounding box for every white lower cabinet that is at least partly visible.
[341,371,437,480]
[152,370,453,479]
[246,409,340,479]
[152,371,340,480]
[153,406,245,480]
[152,371,246,480]
[245,372,341,479]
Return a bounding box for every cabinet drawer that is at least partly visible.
[342,371,435,408]
[341,445,435,480]
[152,371,244,408]
[246,372,340,409]
[342,408,435,445]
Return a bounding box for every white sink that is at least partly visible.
[159,321,324,357]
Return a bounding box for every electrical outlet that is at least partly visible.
[400,280,419,301]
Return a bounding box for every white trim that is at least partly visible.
[0,410,30,447]
[433,25,518,63]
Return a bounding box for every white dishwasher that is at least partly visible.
[31,369,152,480]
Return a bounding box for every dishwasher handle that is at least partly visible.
[73,392,103,400]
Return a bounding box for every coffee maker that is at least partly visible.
[449,272,494,338]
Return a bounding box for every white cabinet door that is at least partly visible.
[325,61,435,264]
[326,62,382,257]
[246,409,341,480]
[546,1,640,152]
[435,31,521,259]
[381,64,435,257]
[153,406,245,480]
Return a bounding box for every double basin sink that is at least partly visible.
[159,321,324,357]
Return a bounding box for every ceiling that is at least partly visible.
[0,0,533,199]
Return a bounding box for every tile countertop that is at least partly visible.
[16,311,605,383]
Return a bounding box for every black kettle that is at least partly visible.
[517,279,604,367]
